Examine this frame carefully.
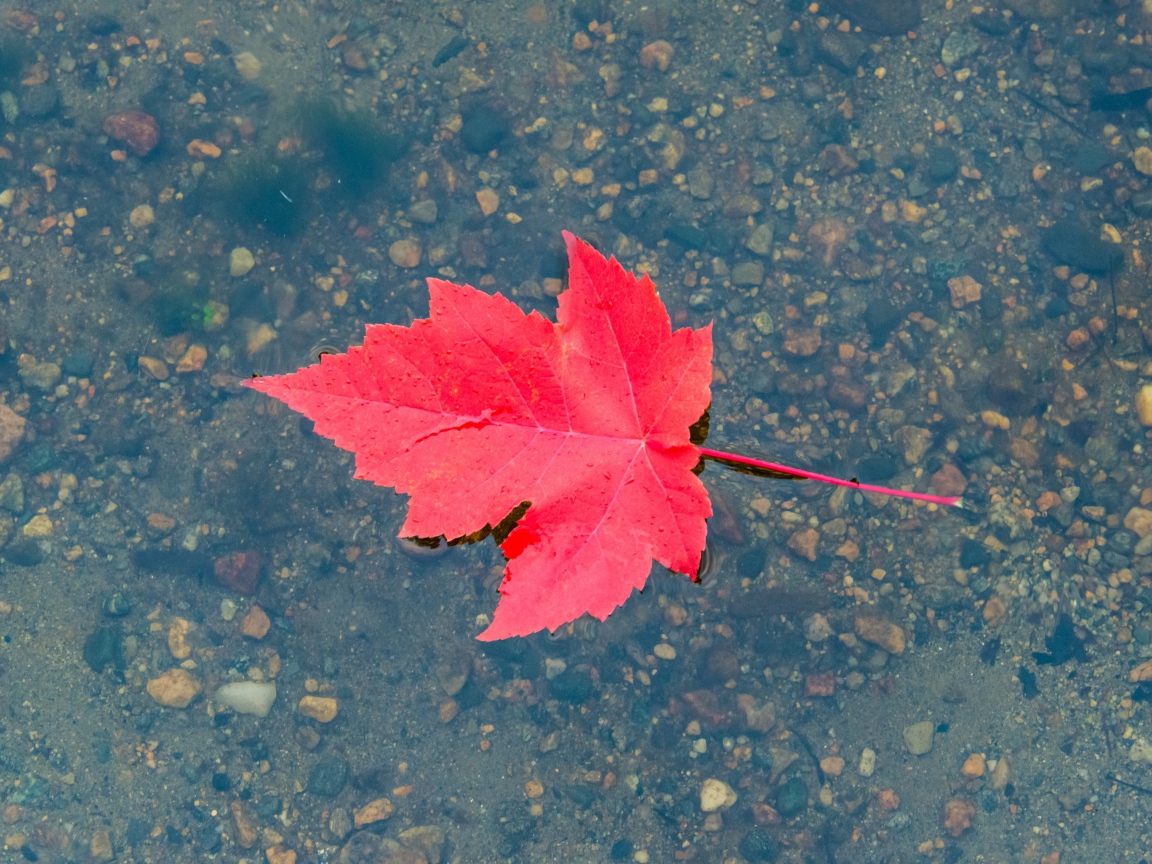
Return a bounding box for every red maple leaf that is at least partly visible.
[246,232,713,640]
[245,232,961,640]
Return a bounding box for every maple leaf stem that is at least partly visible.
[697,447,963,508]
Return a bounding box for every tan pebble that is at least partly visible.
[439,699,459,723]
[245,323,276,357]
[783,327,821,356]
[572,31,592,51]
[1130,658,1152,682]
[1036,491,1062,511]
[1124,507,1152,538]
[1071,383,1087,400]
[147,669,201,708]
[961,753,986,778]
[571,167,594,185]
[21,514,51,538]
[1065,327,1090,350]
[230,247,255,277]
[147,512,176,532]
[982,595,1007,626]
[230,800,259,848]
[524,780,544,798]
[877,788,900,811]
[664,602,688,627]
[90,829,113,862]
[176,344,207,373]
[854,615,905,655]
[980,410,1009,431]
[943,798,975,837]
[653,642,676,660]
[820,756,845,777]
[1134,146,1152,176]
[265,845,296,864]
[388,239,421,268]
[835,539,859,562]
[948,275,981,308]
[475,188,500,216]
[639,40,674,72]
[353,798,393,827]
[129,204,154,229]
[168,617,193,659]
[989,754,1010,789]
[240,606,271,639]
[234,51,262,81]
[1135,384,1152,426]
[699,778,737,812]
[899,198,927,223]
[138,356,169,381]
[0,405,24,463]
[1007,437,1039,468]
[298,695,338,723]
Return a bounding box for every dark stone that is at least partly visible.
[199,827,222,853]
[774,776,808,817]
[213,551,262,595]
[959,539,989,569]
[83,626,125,673]
[18,86,59,122]
[4,540,42,566]
[306,758,348,797]
[1073,142,1113,174]
[565,784,596,809]
[1018,665,1039,699]
[1032,613,1088,666]
[460,104,510,154]
[926,146,959,183]
[550,669,593,703]
[610,839,634,861]
[102,592,132,617]
[970,8,1013,35]
[432,35,469,67]
[818,31,866,72]
[739,828,780,862]
[663,223,707,251]
[572,0,610,25]
[985,362,1042,416]
[864,298,902,343]
[61,353,95,378]
[1042,219,1124,274]
[86,14,122,35]
[211,771,231,792]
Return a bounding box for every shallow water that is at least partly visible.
[0,0,1149,861]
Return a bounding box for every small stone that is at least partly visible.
[1066,327,1090,350]
[807,219,848,267]
[167,617,192,659]
[19,359,62,390]
[230,800,259,849]
[877,788,900,811]
[783,327,821,356]
[409,200,438,224]
[328,808,352,840]
[804,613,833,642]
[234,51,261,80]
[787,527,819,561]
[103,111,160,157]
[982,594,1007,626]
[1008,437,1039,467]
[353,798,393,827]
[943,798,975,837]
[855,615,905,654]
[439,699,459,723]
[389,239,421,268]
[700,778,737,812]
[721,193,761,218]
[214,551,262,594]
[230,247,255,277]
[1129,736,1152,763]
[129,204,154,228]
[137,356,169,380]
[525,779,544,798]
[214,681,277,717]
[475,188,500,216]
[820,756,845,777]
[746,223,774,256]
[298,695,338,723]
[1134,146,1152,176]
[653,642,676,660]
[0,410,24,467]
[240,606,271,639]
[639,40,674,72]
[1124,507,1152,539]
[894,425,931,465]
[266,845,296,864]
[398,826,446,864]
[1135,384,1152,426]
[931,464,967,497]
[176,344,207,373]
[858,747,876,777]
[961,753,986,777]
[732,261,764,286]
[948,274,982,308]
[90,829,113,862]
[902,720,935,755]
[805,671,835,697]
[146,669,201,708]
[306,758,348,797]
[737,694,775,732]
[21,514,51,538]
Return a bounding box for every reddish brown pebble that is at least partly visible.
[787,527,819,561]
[682,689,727,727]
[855,615,905,655]
[930,464,967,497]
[877,789,900,811]
[805,671,835,697]
[943,798,975,836]
[214,551,262,595]
[103,111,160,157]
[752,803,781,825]
[1065,327,1090,350]
[240,605,271,639]
[807,218,849,267]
